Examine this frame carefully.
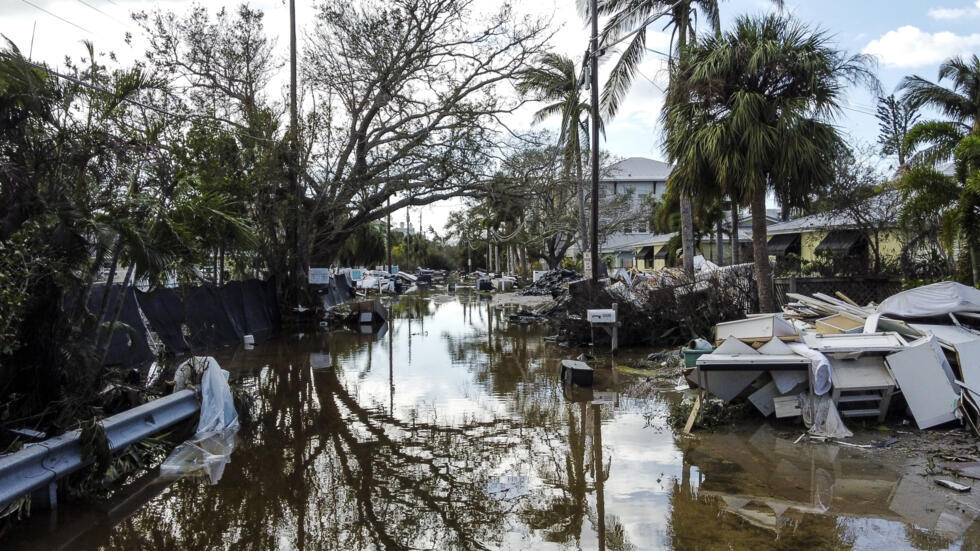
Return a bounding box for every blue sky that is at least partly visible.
[4,0,980,230]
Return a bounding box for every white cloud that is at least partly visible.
[928,1,980,20]
[862,25,980,68]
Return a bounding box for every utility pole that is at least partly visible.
[589,0,601,282]
[386,197,392,273]
[287,0,300,292]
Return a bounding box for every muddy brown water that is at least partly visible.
[6,293,980,550]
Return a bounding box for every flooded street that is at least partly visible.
[8,294,980,550]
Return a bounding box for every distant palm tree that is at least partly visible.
[598,0,783,278]
[518,53,591,254]
[664,14,875,311]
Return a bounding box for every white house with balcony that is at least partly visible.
[592,157,672,267]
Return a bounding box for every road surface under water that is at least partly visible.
[6,293,980,550]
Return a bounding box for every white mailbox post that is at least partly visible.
[586,303,619,352]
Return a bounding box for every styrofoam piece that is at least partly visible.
[687,367,762,402]
[715,314,797,342]
[713,336,760,355]
[758,337,794,355]
[830,355,895,390]
[802,331,906,353]
[885,336,959,429]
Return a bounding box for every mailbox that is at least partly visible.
[586,309,616,324]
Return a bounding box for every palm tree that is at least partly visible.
[664,14,875,311]
[901,55,980,135]
[897,56,980,285]
[598,0,783,277]
[518,53,591,255]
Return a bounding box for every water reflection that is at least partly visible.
[4,294,980,550]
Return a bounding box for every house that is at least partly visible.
[765,191,903,274]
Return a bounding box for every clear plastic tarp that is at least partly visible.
[161,357,239,485]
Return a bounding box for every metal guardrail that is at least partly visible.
[0,389,199,510]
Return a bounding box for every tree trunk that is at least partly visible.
[680,196,696,278]
[751,183,775,312]
[676,15,695,280]
[730,202,740,265]
[716,218,724,266]
[972,242,980,288]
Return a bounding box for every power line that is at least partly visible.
[20,0,91,34]
[76,0,125,26]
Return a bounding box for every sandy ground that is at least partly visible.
[492,292,556,308]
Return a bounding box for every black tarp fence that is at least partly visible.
[88,284,157,369]
[131,278,280,358]
[317,272,356,309]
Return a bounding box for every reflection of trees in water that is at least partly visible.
[101,355,522,550]
[96,296,636,550]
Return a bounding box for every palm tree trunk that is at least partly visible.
[731,201,740,265]
[676,13,696,279]
[680,197,696,277]
[716,218,724,265]
[751,182,776,312]
[972,243,980,288]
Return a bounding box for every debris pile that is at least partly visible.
[518,268,583,297]
[685,281,980,440]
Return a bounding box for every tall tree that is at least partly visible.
[876,94,920,173]
[665,14,875,311]
[518,53,591,255]
[599,0,784,278]
[898,55,980,285]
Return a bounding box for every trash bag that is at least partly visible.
[800,393,853,439]
[161,357,239,484]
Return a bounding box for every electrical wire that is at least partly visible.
[20,0,91,34]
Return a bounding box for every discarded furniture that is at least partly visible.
[714,314,797,345]
[802,332,907,355]
[815,313,865,335]
[829,356,896,422]
[560,359,594,387]
[885,336,959,429]
[694,337,812,404]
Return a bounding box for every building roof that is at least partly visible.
[603,157,672,182]
[766,191,900,235]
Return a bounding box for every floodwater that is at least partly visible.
[7,293,980,550]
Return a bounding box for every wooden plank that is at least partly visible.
[683,394,702,434]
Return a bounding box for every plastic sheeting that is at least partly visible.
[788,342,831,396]
[877,281,980,318]
[161,357,239,484]
[801,393,853,439]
